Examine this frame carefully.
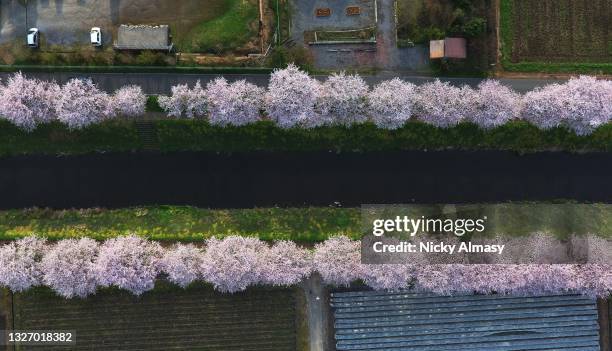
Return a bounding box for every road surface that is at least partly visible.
[0,71,570,94]
[1,150,611,209]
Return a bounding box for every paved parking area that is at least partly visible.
[0,0,216,48]
[291,0,377,44]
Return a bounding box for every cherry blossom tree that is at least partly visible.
[368,78,417,130]
[265,64,321,128]
[160,244,203,288]
[94,235,163,295]
[361,264,415,290]
[55,78,112,129]
[559,76,612,135]
[262,240,313,286]
[414,80,475,127]
[0,72,59,131]
[0,236,46,292]
[521,83,568,131]
[313,236,363,286]
[206,78,264,126]
[471,80,520,129]
[318,72,369,126]
[158,81,207,118]
[200,236,269,293]
[111,85,147,118]
[41,238,99,298]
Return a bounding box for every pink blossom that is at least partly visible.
[55,78,111,129]
[94,235,163,295]
[206,78,263,126]
[414,80,475,127]
[0,72,59,131]
[158,81,207,118]
[41,238,99,298]
[318,72,369,126]
[262,240,313,286]
[0,236,46,292]
[313,236,363,286]
[200,236,269,293]
[471,80,520,129]
[368,78,417,129]
[160,244,203,288]
[111,85,146,118]
[265,64,321,128]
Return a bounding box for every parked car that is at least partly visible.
[27,28,39,48]
[90,27,102,46]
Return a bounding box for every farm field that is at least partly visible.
[5,282,298,351]
[501,0,612,73]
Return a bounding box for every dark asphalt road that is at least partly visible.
[1,151,611,209]
[0,72,569,94]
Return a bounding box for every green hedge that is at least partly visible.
[1,119,612,156]
[0,120,142,156]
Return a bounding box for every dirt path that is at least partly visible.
[301,274,332,351]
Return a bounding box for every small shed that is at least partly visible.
[114,25,173,51]
[444,37,467,58]
[429,37,467,59]
[429,39,445,58]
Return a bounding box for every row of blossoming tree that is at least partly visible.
[0,235,609,299]
[1,68,611,135]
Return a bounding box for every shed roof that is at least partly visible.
[114,25,172,51]
[444,37,467,58]
[332,291,600,350]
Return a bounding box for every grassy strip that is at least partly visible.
[2,119,612,156]
[498,0,612,75]
[181,0,258,53]
[0,65,273,74]
[0,205,610,242]
[0,207,360,242]
[0,120,142,156]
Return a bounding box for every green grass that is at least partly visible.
[0,204,610,242]
[10,282,297,351]
[181,0,259,53]
[2,118,612,156]
[499,0,612,74]
[0,207,360,242]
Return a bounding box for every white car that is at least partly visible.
[27,28,39,48]
[90,27,102,46]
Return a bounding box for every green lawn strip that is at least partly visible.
[0,207,361,242]
[0,205,610,242]
[2,119,611,156]
[498,0,612,74]
[181,0,258,53]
